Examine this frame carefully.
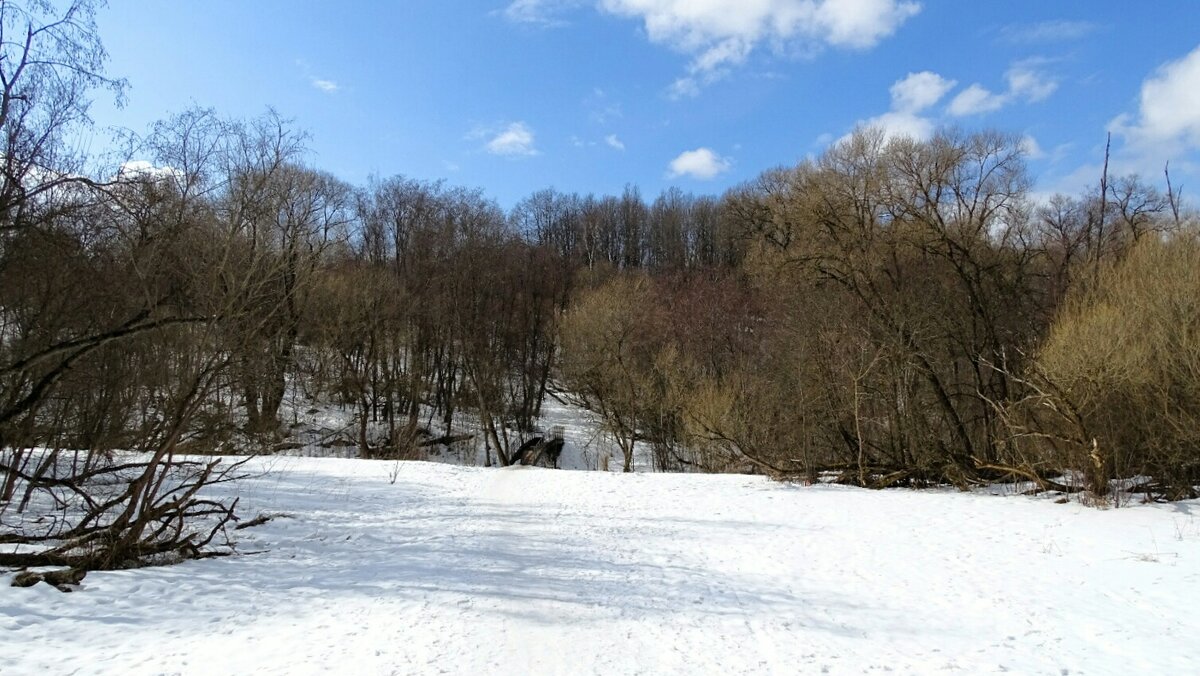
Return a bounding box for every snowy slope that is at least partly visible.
[2,457,1199,674]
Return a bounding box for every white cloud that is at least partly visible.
[571,133,626,150]
[585,88,624,124]
[948,83,1006,116]
[947,61,1058,117]
[501,0,583,25]
[667,147,731,180]
[1041,46,1200,201]
[311,79,339,93]
[999,19,1097,44]
[1006,62,1058,102]
[117,160,184,183]
[841,64,1056,145]
[1020,134,1045,160]
[119,160,157,176]
[484,122,539,156]
[856,110,936,142]
[890,71,956,113]
[1110,43,1200,151]
[813,0,922,48]
[502,1,919,96]
[503,0,548,22]
[843,71,953,143]
[668,76,704,99]
[598,0,921,95]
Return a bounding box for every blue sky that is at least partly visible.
[89,1,1200,207]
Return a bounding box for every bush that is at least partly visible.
[1036,233,1200,497]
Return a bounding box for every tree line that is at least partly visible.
[559,129,1197,503]
[1,0,1198,575]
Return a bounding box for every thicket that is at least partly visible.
[559,129,1198,501]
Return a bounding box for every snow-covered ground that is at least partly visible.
[3,457,1199,674]
[270,386,654,471]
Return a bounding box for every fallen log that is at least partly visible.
[11,567,87,592]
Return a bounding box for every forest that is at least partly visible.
[1,0,1198,574]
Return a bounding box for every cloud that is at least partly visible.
[948,83,1006,116]
[1041,46,1200,200]
[890,70,956,113]
[947,61,1058,117]
[864,111,936,142]
[585,88,624,124]
[842,65,1054,145]
[570,133,625,150]
[1110,43,1200,152]
[667,148,731,180]
[500,0,584,25]
[295,59,339,94]
[999,19,1097,44]
[843,71,953,143]
[482,122,539,156]
[1020,134,1045,160]
[597,0,921,96]
[311,79,339,93]
[668,76,704,99]
[814,0,922,48]
[117,160,184,183]
[1006,62,1058,102]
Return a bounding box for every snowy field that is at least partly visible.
[3,457,1199,675]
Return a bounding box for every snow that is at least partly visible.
[268,385,653,471]
[537,392,654,471]
[3,457,1199,674]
